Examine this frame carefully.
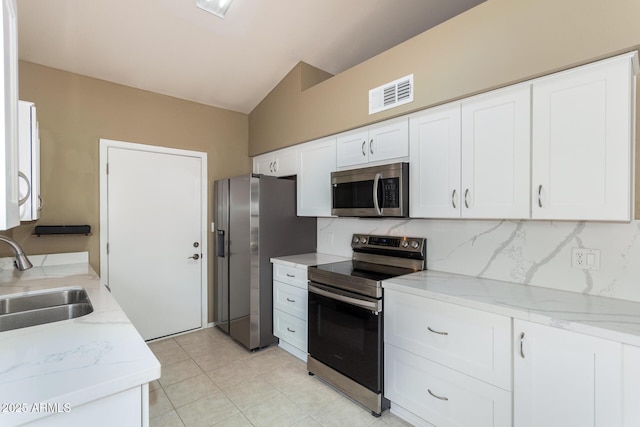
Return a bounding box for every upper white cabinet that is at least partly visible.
[253,146,297,177]
[18,100,41,221]
[531,52,637,221]
[410,85,531,219]
[461,85,531,218]
[514,319,623,427]
[409,102,461,218]
[336,117,408,169]
[0,0,19,230]
[297,136,336,217]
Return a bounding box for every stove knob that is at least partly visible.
[353,236,360,244]
[401,241,409,248]
[360,237,367,244]
[411,240,420,249]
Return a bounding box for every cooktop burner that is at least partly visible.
[308,234,426,298]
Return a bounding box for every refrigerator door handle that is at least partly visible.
[216,230,225,257]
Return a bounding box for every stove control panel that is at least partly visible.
[351,234,425,254]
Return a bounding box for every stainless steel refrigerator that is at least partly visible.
[214,174,317,350]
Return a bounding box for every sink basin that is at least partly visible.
[0,287,93,332]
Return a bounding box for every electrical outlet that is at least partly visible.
[571,247,600,270]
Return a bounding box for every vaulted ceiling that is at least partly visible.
[17,0,485,114]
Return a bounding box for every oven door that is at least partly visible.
[308,282,383,393]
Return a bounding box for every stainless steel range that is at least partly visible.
[307,234,426,416]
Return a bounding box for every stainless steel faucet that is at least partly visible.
[0,235,32,271]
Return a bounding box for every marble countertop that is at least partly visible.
[0,252,160,425]
[384,269,640,347]
[270,253,350,268]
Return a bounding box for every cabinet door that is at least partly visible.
[623,345,640,427]
[336,128,368,168]
[0,0,19,230]
[385,344,511,427]
[514,320,622,427]
[461,85,531,219]
[531,54,635,221]
[368,117,409,163]
[409,103,461,218]
[273,148,297,177]
[18,101,40,221]
[253,153,276,175]
[297,136,336,216]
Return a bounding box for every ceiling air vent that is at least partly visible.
[369,74,414,115]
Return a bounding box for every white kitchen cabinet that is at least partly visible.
[514,319,623,427]
[531,52,637,221]
[384,289,512,426]
[336,116,408,169]
[410,84,530,219]
[0,0,19,230]
[18,100,41,221]
[297,136,336,216]
[385,344,511,427]
[272,262,308,361]
[385,289,511,390]
[460,84,531,219]
[623,344,640,427]
[253,146,297,177]
[409,102,461,218]
[26,384,148,427]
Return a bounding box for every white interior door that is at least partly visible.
[100,139,207,341]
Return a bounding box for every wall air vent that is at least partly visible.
[369,74,414,115]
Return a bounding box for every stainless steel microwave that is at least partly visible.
[331,162,409,217]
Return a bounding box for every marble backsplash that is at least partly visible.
[316,218,640,303]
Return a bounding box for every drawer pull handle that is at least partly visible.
[520,332,525,358]
[286,298,296,303]
[427,326,448,336]
[287,327,296,333]
[286,273,295,278]
[451,189,457,209]
[464,188,470,209]
[538,185,543,208]
[428,389,448,401]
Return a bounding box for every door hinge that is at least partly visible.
[106,243,110,254]
[106,163,109,175]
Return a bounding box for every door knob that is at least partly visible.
[188,254,200,260]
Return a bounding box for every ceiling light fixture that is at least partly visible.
[196,0,233,19]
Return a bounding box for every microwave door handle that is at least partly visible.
[373,173,382,216]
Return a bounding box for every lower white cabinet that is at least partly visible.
[384,289,512,426]
[385,344,511,427]
[272,262,308,361]
[25,384,148,427]
[514,319,623,427]
[623,344,640,427]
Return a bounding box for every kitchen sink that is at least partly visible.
[0,287,93,332]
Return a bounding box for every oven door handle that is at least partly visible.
[309,283,381,313]
[373,173,383,216]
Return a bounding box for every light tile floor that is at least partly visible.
[148,327,412,427]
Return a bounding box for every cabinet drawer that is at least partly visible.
[273,280,307,321]
[273,263,307,289]
[385,289,511,390]
[385,344,511,427]
[273,309,307,352]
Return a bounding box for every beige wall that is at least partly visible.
[11,61,250,322]
[249,0,640,155]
